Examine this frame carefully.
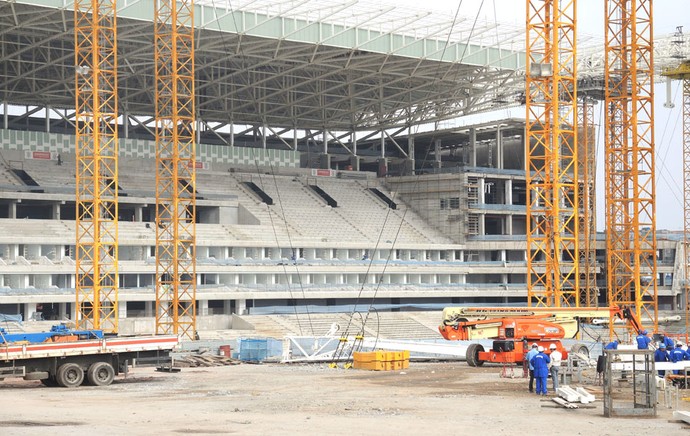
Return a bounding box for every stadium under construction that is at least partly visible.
[0,0,686,336]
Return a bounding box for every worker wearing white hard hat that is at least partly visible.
[530,346,551,396]
[526,343,539,393]
[548,343,563,392]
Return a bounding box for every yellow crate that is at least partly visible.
[353,360,387,371]
[353,350,387,363]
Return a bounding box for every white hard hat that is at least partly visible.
[549,344,557,350]
[537,346,545,352]
[532,343,538,348]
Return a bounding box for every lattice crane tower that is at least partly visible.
[525,0,580,308]
[154,0,197,339]
[74,0,119,333]
[604,0,658,332]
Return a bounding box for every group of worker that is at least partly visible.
[608,330,690,377]
[526,343,562,396]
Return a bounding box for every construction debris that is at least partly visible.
[551,397,579,409]
[556,385,596,404]
[175,352,241,368]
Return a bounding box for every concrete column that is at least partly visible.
[323,130,329,154]
[134,206,143,222]
[261,125,267,149]
[496,126,504,169]
[3,101,8,129]
[230,123,235,147]
[501,250,507,262]
[145,301,154,317]
[8,202,16,219]
[223,300,232,314]
[505,179,513,205]
[124,112,129,138]
[434,139,442,168]
[479,214,486,235]
[478,178,486,204]
[352,131,358,156]
[236,299,247,315]
[199,300,209,316]
[23,303,38,322]
[119,303,127,319]
[52,203,61,220]
[470,128,477,167]
[58,303,68,320]
[506,216,513,236]
[46,106,51,133]
[380,131,385,158]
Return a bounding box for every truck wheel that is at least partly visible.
[87,362,115,387]
[56,363,84,388]
[466,343,485,367]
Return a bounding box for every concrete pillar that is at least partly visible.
[3,101,7,129]
[199,299,209,316]
[8,202,16,219]
[349,155,360,171]
[134,206,143,222]
[319,153,331,169]
[470,128,477,167]
[478,178,486,204]
[479,214,486,235]
[352,131,358,156]
[145,301,154,317]
[58,303,68,320]
[23,302,38,322]
[261,125,267,149]
[119,303,127,319]
[496,126,504,169]
[223,300,232,314]
[236,299,247,315]
[505,179,513,205]
[323,130,329,154]
[506,216,513,236]
[52,203,61,220]
[230,123,235,147]
[434,139,442,168]
[380,131,385,158]
[378,158,388,177]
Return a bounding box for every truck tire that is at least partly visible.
[56,363,84,388]
[87,362,115,386]
[466,343,485,367]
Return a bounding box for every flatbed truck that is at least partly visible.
[0,324,178,387]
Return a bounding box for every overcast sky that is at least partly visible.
[385,0,690,231]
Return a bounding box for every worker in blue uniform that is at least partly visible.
[636,330,652,349]
[526,343,539,393]
[659,334,675,350]
[671,343,686,375]
[654,343,670,376]
[530,345,551,396]
[604,340,619,350]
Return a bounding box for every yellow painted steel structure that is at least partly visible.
[661,61,690,338]
[154,0,197,339]
[74,0,119,333]
[604,0,658,333]
[525,0,579,308]
[578,100,598,307]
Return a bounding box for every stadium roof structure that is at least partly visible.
[0,0,527,138]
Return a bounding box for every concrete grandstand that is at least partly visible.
[0,0,684,334]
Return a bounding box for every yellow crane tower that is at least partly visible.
[661,27,690,338]
[154,0,197,339]
[74,0,119,332]
[604,0,658,333]
[525,0,580,308]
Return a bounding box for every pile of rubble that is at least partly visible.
[174,352,241,368]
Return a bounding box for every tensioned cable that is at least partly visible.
[333,0,488,361]
[205,0,316,335]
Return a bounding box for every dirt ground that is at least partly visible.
[0,361,688,435]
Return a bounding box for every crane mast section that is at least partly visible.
[74,0,119,333]
[154,0,197,339]
[525,0,579,308]
[604,0,658,333]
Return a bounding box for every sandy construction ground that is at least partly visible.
[1,361,688,435]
